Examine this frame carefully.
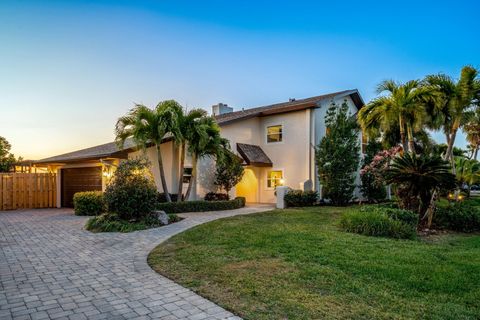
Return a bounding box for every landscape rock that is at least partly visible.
[153,210,169,225]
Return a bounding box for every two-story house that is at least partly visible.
[35,89,365,206]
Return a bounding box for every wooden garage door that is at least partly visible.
[61,167,102,207]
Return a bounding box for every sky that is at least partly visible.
[0,0,479,159]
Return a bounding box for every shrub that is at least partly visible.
[104,159,158,220]
[435,202,480,232]
[205,192,229,201]
[340,206,417,239]
[157,197,246,213]
[73,191,105,216]
[157,193,180,203]
[85,212,169,233]
[284,189,318,207]
[315,100,360,205]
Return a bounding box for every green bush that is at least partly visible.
[435,202,480,232]
[157,197,246,213]
[85,212,169,233]
[204,192,229,201]
[73,191,105,216]
[104,159,158,220]
[340,206,417,239]
[157,193,180,203]
[284,189,318,207]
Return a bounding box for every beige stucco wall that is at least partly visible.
[211,109,311,203]
[128,141,180,194]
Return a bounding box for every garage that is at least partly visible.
[61,167,102,207]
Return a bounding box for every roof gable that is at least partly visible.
[215,89,363,125]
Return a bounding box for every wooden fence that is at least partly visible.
[0,173,57,210]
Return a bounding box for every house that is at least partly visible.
[35,89,365,207]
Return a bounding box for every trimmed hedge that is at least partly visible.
[73,191,105,216]
[340,206,417,239]
[157,193,181,203]
[157,197,246,213]
[284,190,318,207]
[204,192,229,201]
[435,202,480,232]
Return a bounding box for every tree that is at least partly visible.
[184,116,226,201]
[0,136,17,172]
[214,150,244,196]
[455,157,480,197]
[170,107,208,202]
[425,66,480,162]
[464,108,480,160]
[385,153,456,228]
[358,79,433,153]
[115,100,182,202]
[316,100,360,205]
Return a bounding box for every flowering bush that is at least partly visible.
[360,146,402,189]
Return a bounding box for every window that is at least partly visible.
[182,167,192,184]
[361,134,368,154]
[267,125,283,143]
[267,170,284,188]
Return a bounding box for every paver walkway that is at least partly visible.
[0,205,273,320]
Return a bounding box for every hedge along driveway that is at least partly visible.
[0,205,273,320]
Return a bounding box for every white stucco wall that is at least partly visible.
[128,141,179,194]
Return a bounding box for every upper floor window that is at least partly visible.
[267,125,283,143]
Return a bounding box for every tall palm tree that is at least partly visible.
[425,66,480,162]
[358,79,433,153]
[184,117,227,201]
[172,108,208,202]
[115,100,181,203]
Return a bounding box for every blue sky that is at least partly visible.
[0,0,479,159]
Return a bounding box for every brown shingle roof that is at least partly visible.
[215,89,363,125]
[237,143,273,167]
[35,139,137,164]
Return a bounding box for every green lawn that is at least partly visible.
[148,206,480,320]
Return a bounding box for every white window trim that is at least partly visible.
[265,123,284,145]
[265,168,285,190]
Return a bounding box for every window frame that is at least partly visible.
[266,169,284,190]
[265,124,284,144]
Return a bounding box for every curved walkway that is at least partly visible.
[0,205,273,320]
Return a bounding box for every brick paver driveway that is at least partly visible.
[0,205,273,320]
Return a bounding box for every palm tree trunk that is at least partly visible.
[445,127,458,162]
[474,145,478,160]
[156,144,171,202]
[185,153,197,201]
[399,116,408,152]
[406,123,415,154]
[176,143,185,202]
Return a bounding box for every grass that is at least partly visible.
[148,206,480,320]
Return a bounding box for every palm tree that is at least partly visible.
[115,100,182,203]
[464,108,480,160]
[184,116,227,201]
[425,66,480,162]
[172,108,208,202]
[455,157,480,197]
[385,153,456,228]
[358,80,433,153]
